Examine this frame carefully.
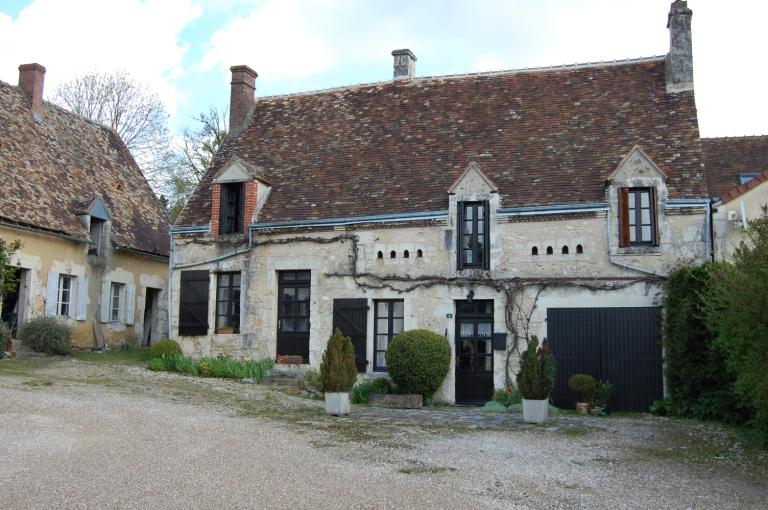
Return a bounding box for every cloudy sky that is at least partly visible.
[0,0,765,138]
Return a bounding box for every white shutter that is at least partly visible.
[124,284,136,325]
[45,272,58,317]
[100,280,111,323]
[76,276,89,321]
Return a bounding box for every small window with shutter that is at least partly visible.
[619,187,658,247]
[178,270,210,336]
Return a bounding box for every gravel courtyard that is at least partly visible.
[1,357,766,509]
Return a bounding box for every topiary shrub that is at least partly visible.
[385,329,451,399]
[568,374,597,403]
[0,321,10,357]
[18,317,72,355]
[516,336,555,400]
[319,328,358,393]
[149,339,182,358]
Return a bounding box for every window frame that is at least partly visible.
[57,274,73,317]
[457,201,490,270]
[619,187,658,247]
[373,299,404,371]
[215,272,241,334]
[110,282,123,322]
[220,182,245,235]
[88,218,104,256]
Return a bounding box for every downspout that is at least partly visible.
[167,229,173,340]
[706,199,714,262]
[605,193,668,278]
[171,227,254,270]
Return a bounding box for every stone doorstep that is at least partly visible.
[369,394,423,409]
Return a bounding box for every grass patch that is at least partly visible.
[149,354,274,382]
[74,348,152,365]
[562,426,591,437]
[398,462,456,475]
[0,358,54,376]
[20,379,53,387]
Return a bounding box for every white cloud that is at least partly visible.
[0,0,202,115]
[199,0,335,82]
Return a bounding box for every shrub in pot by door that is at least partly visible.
[568,374,596,415]
[319,328,358,416]
[516,336,555,424]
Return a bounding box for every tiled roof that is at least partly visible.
[718,169,768,205]
[701,135,768,199]
[0,80,169,257]
[177,57,707,227]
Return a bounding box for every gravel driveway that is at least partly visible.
[0,358,766,509]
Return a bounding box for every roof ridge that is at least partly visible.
[255,55,666,102]
[702,134,768,141]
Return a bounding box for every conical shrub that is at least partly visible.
[319,328,358,392]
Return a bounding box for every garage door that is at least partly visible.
[547,307,663,412]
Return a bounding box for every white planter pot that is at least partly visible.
[325,392,351,416]
[522,398,549,424]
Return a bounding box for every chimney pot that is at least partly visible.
[229,65,258,133]
[18,63,46,117]
[392,49,417,81]
[665,1,693,93]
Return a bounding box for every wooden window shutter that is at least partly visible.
[618,188,630,248]
[45,272,58,317]
[178,270,210,336]
[650,186,660,246]
[483,200,491,270]
[456,201,464,269]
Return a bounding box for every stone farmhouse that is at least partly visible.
[0,64,169,349]
[170,1,760,409]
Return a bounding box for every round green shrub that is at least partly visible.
[18,317,72,355]
[0,321,11,355]
[568,374,597,403]
[320,328,358,392]
[385,329,451,398]
[149,339,182,358]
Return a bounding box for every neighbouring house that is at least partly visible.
[0,64,170,349]
[171,1,711,409]
[702,136,768,259]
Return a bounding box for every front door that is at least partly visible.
[277,271,311,362]
[455,300,494,404]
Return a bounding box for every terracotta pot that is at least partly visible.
[216,328,235,334]
[576,402,591,415]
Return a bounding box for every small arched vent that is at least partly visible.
[390,250,396,259]
[531,246,539,256]
[562,245,569,255]
[404,250,410,258]
[546,246,553,255]
[377,251,383,259]
[417,249,423,258]
[576,244,583,254]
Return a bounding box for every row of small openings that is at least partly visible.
[377,249,423,259]
[531,244,583,256]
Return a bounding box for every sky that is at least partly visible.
[0,0,766,138]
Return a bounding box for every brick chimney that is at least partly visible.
[18,63,46,116]
[229,65,257,133]
[392,49,417,81]
[665,1,693,93]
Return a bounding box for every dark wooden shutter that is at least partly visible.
[333,298,369,373]
[650,186,660,246]
[179,270,210,336]
[483,200,491,270]
[456,202,464,269]
[618,188,630,247]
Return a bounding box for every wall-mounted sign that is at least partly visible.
[446,313,453,318]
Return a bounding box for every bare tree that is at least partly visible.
[53,71,172,188]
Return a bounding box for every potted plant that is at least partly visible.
[516,336,555,424]
[319,328,358,416]
[591,380,614,415]
[568,374,596,414]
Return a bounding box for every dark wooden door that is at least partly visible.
[547,307,663,412]
[277,271,311,362]
[332,298,369,373]
[455,300,494,404]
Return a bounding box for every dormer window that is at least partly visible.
[458,201,489,270]
[619,187,658,246]
[89,218,104,255]
[220,182,244,234]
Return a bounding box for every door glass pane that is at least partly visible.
[376,335,388,352]
[392,318,404,334]
[282,287,295,301]
[295,318,309,332]
[464,250,473,264]
[465,206,473,220]
[297,287,309,301]
[629,228,636,242]
[217,287,229,301]
[377,301,388,316]
[483,356,492,371]
[297,302,309,317]
[642,226,652,241]
[377,318,389,335]
[232,273,241,287]
[641,209,651,224]
[460,323,474,338]
[282,272,295,281]
[640,192,649,207]
[282,318,295,332]
[463,235,472,249]
[392,301,404,317]
[296,271,310,281]
[217,302,228,315]
[376,352,386,368]
[478,339,492,354]
[477,323,492,337]
[458,355,472,371]
[460,338,474,354]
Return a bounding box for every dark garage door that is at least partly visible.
[547,307,663,412]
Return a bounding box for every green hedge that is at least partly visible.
[149,339,182,359]
[385,329,450,398]
[149,354,273,381]
[18,317,72,355]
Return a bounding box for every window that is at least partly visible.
[458,201,490,269]
[531,246,538,256]
[110,282,123,322]
[57,275,73,317]
[374,300,404,371]
[216,272,241,333]
[562,245,569,255]
[89,219,104,255]
[416,249,423,258]
[179,270,210,336]
[619,187,658,246]
[546,246,553,255]
[403,250,409,258]
[220,183,244,234]
[576,244,583,254]
[390,250,396,259]
[739,173,759,185]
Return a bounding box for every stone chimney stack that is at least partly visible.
[229,65,258,133]
[18,63,46,117]
[665,0,693,93]
[392,49,417,81]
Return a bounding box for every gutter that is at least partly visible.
[497,203,608,217]
[251,210,449,230]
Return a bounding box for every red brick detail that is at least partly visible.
[210,183,222,236]
[243,181,258,231]
[18,63,46,115]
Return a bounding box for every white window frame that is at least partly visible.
[110,282,123,322]
[57,274,73,317]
